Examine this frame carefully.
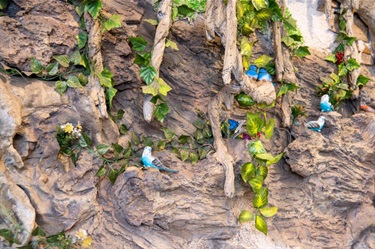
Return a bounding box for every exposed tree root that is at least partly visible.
[143,0,172,122]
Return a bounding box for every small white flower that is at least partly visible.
[75,229,87,240]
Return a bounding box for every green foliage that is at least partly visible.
[83,0,102,19]
[277,82,300,97]
[0,0,8,10]
[291,104,307,124]
[172,0,206,20]
[102,14,122,32]
[239,210,254,223]
[235,92,256,107]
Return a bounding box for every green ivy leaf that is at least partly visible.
[240,37,254,57]
[163,128,175,141]
[239,210,254,223]
[70,50,81,65]
[179,149,189,162]
[346,58,360,71]
[77,32,88,50]
[357,74,370,87]
[140,65,157,85]
[248,140,266,157]
[134,52,151,66]
[78,73,88,86]
[53,55,70,68]
[67,75,82,88]
[189,152,198,164]
[157,77,172,96]
[235,92,255,107]
[253,187,268,208]
[277,82,300,97]
[106,87,117,109]
[119,124,128,135]
[324,54,337,63]
[99,68,113,87]
[96,165,107,176]
[253,54,273,68]
[259,206,278,217]
[344,36,356,46]
[339,16,346,31]
[97,144,110,155]
[281,36,296,47]
[255,215,268,235]
[142,82,158,96]
[251,0,269,10]
[257,165,268,180]
[249,176,264,193]
[338,63,348,77]
[55,81,67,95]
[103,14,122,31]
[294,46,310,58]
[177,4,195,16]
[129,36,148,52]
[108,168,119,184]
[75,5,84,17]
[144,19,158,25]
[30,57,44,74]
[46,62,59,76]
[330,72,340,83]
[241,162,256,182]
[112,143,124,154]
[84,0,102,19]
[165,39,179,50]
[264,118,274,139]
[246,112,263,137]
[154,102,170,122]
[79,132,92,147]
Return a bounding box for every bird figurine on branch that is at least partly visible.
[320,94,334,112]
[142,146,179,173]
[245,65,258,80]
[306,116,326,132]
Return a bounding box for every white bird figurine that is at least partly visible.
[320,94,334,112]
[141,146,179,173]
[306,116,326,132]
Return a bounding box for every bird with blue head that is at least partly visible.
[320,94,334,112]
[142,146,179,173]
[245,65,258,80]
[306,116,326,132]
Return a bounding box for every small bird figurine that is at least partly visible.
[142,146,179,173]
[228,119,239,131]
[361,104,375,113]
[257,68,272,81]
[320,94,334,112]
[245,65,258,80]
[305,116,326,132]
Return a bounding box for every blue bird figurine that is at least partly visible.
[245,65,258,80]
[257,68,272,81]
[142,146,179,173]
[320,94,334,112]
[228,119,239,131]
[306,116,326,132]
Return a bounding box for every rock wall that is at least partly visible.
[0,0,374,248]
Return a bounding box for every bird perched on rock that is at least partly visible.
[306,116,326,132]
[142,146,179,173]
[320,94,334,112]
[245,65,258,80]
[257,68,272,81]
[228,119,239,131]
[361,104,375,113]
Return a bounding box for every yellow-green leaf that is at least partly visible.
[248,176,263,193]
[54,55,70,68]
[157,77,172,96]
[239,210,254,223]
[267,152,285,165]
[264,118,274,139]
[144,19,158,25]
[30,57,44,74]
[252,0,269,10]
[103,14,122,31]
[241,162,256,182]
[253,54,273,68]
[246,112,263,136]
[259,206,278,217]
[248,140,266,157]
[255,215,268,235]
[240,37,253,57]
[165,39,179,50]
[77,32,88,49]
[253,187,268,208]
[257,165,268,180]
[142,82,158,96]
[84,0,102,19]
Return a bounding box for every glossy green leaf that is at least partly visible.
[96,165,107,176]
[248,176,264,193]
[105,86,117,109]
[255,215,268,235]
[257,165,268,180]
[178,135,190,144]
[324,54,337,63]
[79,132,92,147]
[103,14,122,31]
[256,8,273,21]
[267,152,284,165]
[346,58,360,71]
[243,55,250,71]
[294,46,310,58]
[154,102,170,122]
[119,124,128,135]
[264,118,274,139]
[70,50,81,65]
[53,55,70,68]
[30,57,44,74]
[241,162,256,182]
[77,73,88,86]
[253,187,268,208]
[246,112,263,136]
[253,54,273,68]
[84,0,102,19]
[129,36,148,52]
[77,32,88,49]
[330,72,340,83]
[97,144,110,155]
[248,140,266,157]
[338,63,348,77]
[108,168,119,184]
[140,65,157,85]
[144,19,158,25]
[55,81,67,95]
[239,210,254,223]
[235,92,255,107]
[281,35,296,47]
[46,62,59,76]
[240,37,253,57]
[189,152,198,164]
[259,206,278,217]
[0,0,9,10]
[251,0,268,10]
[165,39,179,50]
[344,36,356,46]
[99,68,113,87]
[67,75,82,88]
[112,143,124,154]
[277,82,300,97]
[163,128,175,141]
[179,149,189,162]
[134,52,151,66]
[357,74,370,87]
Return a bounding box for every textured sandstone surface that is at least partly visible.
[0,0,374,248]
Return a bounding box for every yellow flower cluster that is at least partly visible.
[60,122,82,138]
[75,229,92,248]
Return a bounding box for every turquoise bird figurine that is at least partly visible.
[228,119,239,131]
[306,116,326,132]
[245,65,258,80]
[320,94,334,112]
[142,146,179,173]
[257,68,272,81]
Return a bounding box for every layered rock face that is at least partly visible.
[0,0,374,248]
